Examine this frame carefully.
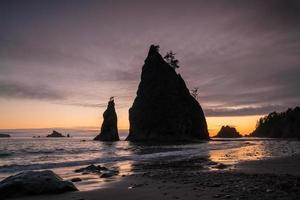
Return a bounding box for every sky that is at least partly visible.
[0,0,300,136]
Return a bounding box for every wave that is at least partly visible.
[0,147,205,173]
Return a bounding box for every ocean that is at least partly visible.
[1,130,300,190]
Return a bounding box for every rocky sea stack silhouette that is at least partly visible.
[0,133,10,138]
[126,45,209,142]
[215,125,241,138]
[251,107,300,138]
[94,98,119,141]
[46,130,65,137]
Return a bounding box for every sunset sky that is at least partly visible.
[1,0,300,136]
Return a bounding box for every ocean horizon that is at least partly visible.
[0,128,129,138]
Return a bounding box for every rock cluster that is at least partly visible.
[46,130,65,137]
[126,45,209,142]
[74,164,119,178]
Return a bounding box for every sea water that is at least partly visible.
[0,130,300,190]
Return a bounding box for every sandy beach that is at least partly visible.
[10,154,300,200]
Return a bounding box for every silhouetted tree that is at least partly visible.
[190,87,199,100]
[164,51,180,69]
[252,107,300,138]
[149,44,160,54]
[153,45,160,52]
[109,96,114,102]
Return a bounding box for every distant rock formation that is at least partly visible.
[214,126,241,138]
[94,98,119,141]
[126,45,209,142]
[0,133,10,138]
[46,130,65,137]
[0,170,77,198]
[251,107,300,138]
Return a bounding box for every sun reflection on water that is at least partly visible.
[209,139,299,165]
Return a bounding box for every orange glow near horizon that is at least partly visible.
[0,99,262,136]
[206,115,262,136]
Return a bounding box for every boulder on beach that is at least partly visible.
[46,130,65,137]
[0,170,77,199]
[250,107,300,138]
[126,45,209,142]
[0,133,10,138]
[94,97,119,141]
[214,126,242,138]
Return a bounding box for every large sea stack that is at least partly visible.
[94,98,119,141]
[126,45,209,142]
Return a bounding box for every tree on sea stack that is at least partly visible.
[164,51,180,69]
[94,97,119,141]
[190,87,199,100]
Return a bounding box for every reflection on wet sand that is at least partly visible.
[209,139,300,166]
[209,141,267,165]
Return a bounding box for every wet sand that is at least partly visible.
[11,154,300,200]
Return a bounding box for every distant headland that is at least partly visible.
[250,107,300,139]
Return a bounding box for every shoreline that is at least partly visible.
[10,154,300,200]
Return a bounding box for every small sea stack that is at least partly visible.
[215,126,241,138]
[94,97,119,141]
[46,130,65,138]
[126,45,209,142]
[0,133,10,138]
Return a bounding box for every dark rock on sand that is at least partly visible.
[94,97,119,141]
[74,164,108,174]
[75,164,119,178]
[214,126,241,138]
[100,170,119,178]
[126,45,209,142]
[0,133,10,138]
[0,170,77,199]
[46,130,65,137]
[214,163,228,169]
[251,107,300,138]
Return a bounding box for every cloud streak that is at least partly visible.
[204,105,288,117]
[0,80,65,100]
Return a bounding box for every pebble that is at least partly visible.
[266,189,273,193]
